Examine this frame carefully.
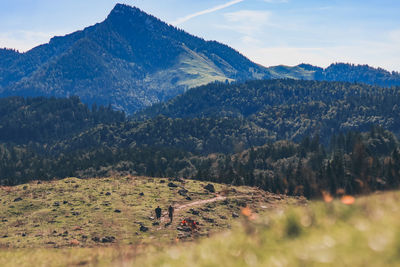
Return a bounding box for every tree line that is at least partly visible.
[1,79,400,199]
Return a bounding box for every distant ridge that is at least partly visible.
[0,4,400,113]
[271,62,400,87]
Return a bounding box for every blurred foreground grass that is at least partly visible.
[135,190,400,267]
[2,179,400,266]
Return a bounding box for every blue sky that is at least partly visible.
[1,0,399,71]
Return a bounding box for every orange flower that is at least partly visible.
[70,239,80,246]
[241,206,252,217]
[341,195,355,205]
[322,191,333,203]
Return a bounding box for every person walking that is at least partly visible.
[155,206,162,220]
[168,205,174,223]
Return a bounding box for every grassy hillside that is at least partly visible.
[2,183,400,266]
[0,176,299,250]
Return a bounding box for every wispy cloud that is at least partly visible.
[220,10,272,44]
[263,0,288,3]
[172,0,245,25]
[224,10,271,27]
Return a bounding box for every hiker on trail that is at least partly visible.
[155,206,162,220]
[168,205,174,223]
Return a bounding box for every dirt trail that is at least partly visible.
[159,195,224,223]
[159,194,253,223]
[174,195,226,211]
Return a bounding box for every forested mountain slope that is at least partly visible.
[0,96,125,144]
[0,93,400,198]
[1,4,399,114]
[137,79,400,142]
[0,4,270,113]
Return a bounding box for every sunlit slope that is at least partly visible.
[0,176,298,249]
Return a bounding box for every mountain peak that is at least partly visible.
[106,3,162,30]
[111,3,138,12]
[108,3,144,18]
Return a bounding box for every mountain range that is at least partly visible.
[1,3,400,114]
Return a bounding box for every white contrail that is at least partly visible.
[173,0,245,25]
